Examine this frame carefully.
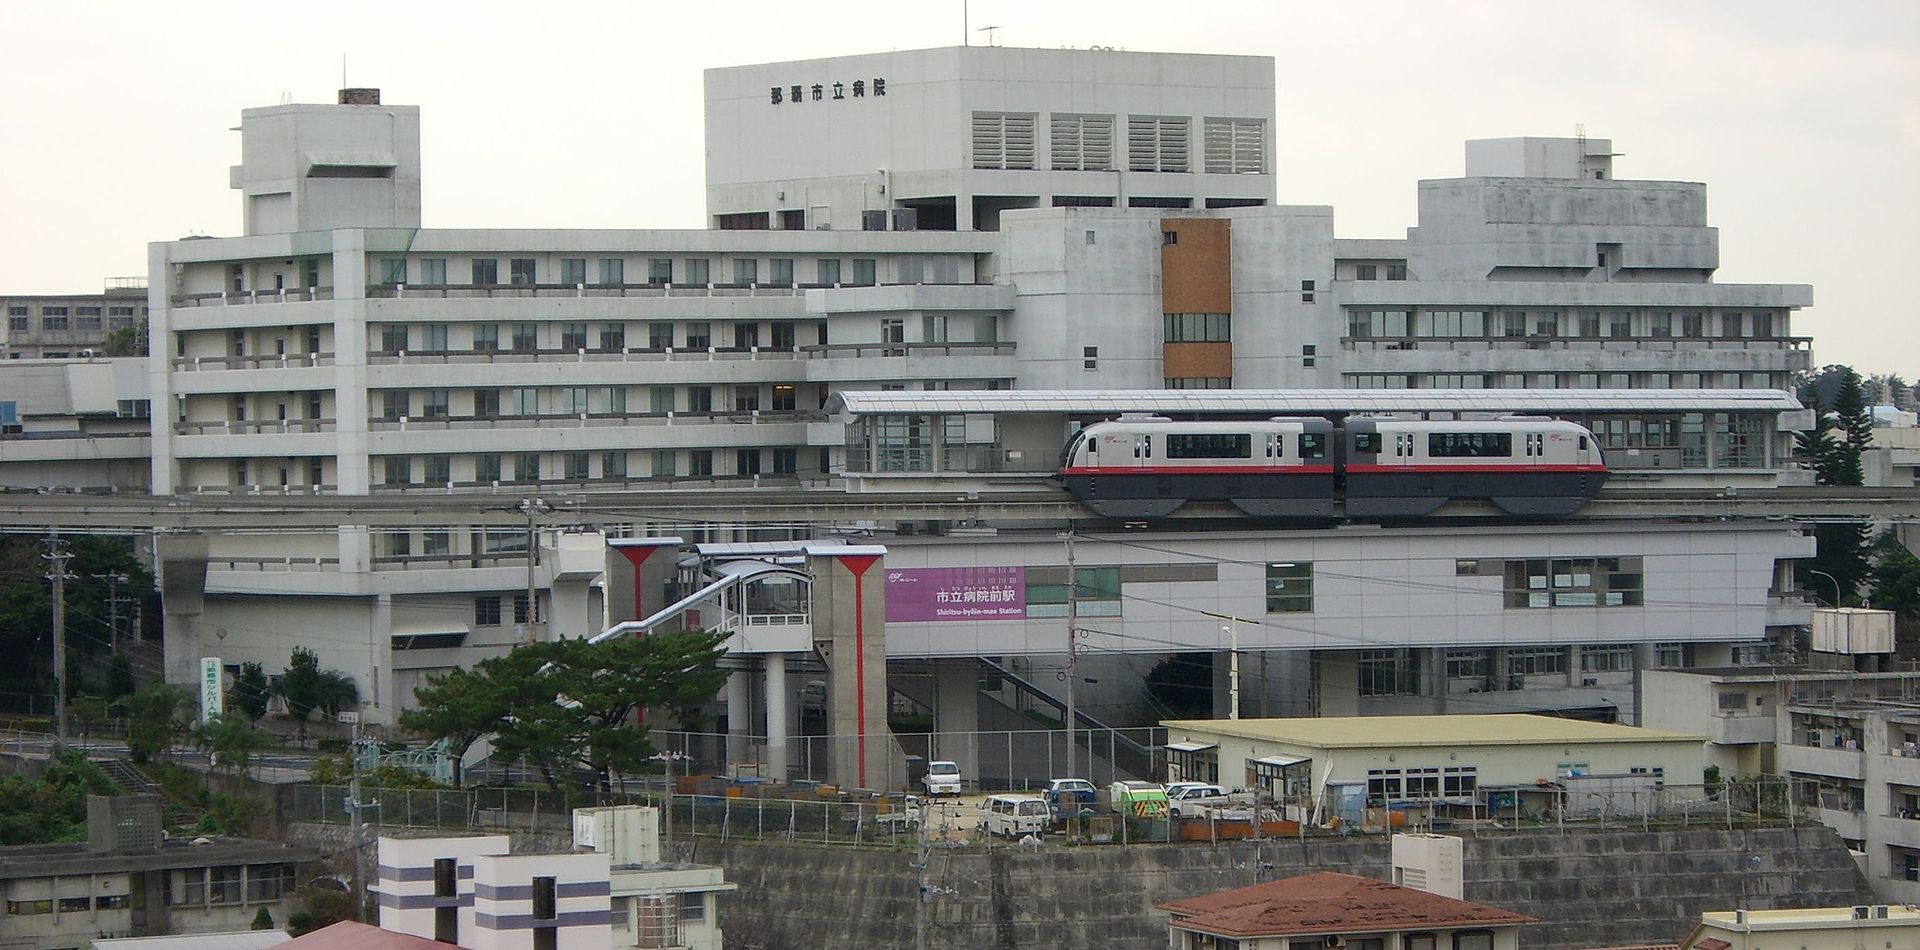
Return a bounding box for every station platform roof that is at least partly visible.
[828,388,1802,418]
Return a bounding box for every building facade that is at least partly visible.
[2,281,147,360]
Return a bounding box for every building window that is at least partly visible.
[597,258,624,285]
[379,258,409,285]
[1083,346,1098,371]
[851,258,877,285]
[1502,557,1643,608]
[424,454,451,484]
[685,258,711,285]
[687,386,712,413]
[433,858,457,898]
[647,322,673,350]
[1300,279,1315,303]
[381,456,411,486]
[1202,117,1266,174]
[1507,647,1566,677]
[509,259,536,285]
[1128,115,1189,172]
[41,306,70,331]
[772,447,798,474]
[1024,566,1121,619]
[972,112,1037,170]
[649,258,673,285]
[733,387,760,411]
[1358,649,1419,697]
[513,593,532,624]
[1418,310,1485,338]
[1163,312,1230,343]
[1355,263,1377,280]
[1455,932,1494,950]
[209,865,242,904]
[733,258,758,285]
[1050,113,1114,171]
[1656,642,1687,668]
[422,390,449,418]
[471,259,498,285]
[1265,561,1313,613]
[564,452,590,480]
[512,323,538,353]
[515,453,541,482]
[737,449,762,475]
[598,322,625,352]
[688,450,713,477]
[1580,644,1634,673]
[560,258,587,285]
[603,451,627,479]
[686,322,712,350]
[1165,376,1232,389]
[472,324,500,352]
[561,323,589,351]
[474,453,501,483]
[1446,650,1488,680]
[1348,310,1409,339]
[652,449,676,478]
[769,258,794,286]
[816,259,842,285]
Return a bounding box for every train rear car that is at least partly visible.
[1343,418,1606,517]
[1060,417,1336,518]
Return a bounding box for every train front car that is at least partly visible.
[1059,417,1337,519]
[1342,418,1607,518]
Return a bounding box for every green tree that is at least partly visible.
[277,647,359,720]
[402,632,728,793]
[197,715,270,776]
[1870,533,1920,618]
[231,662,270,720]
[0,750,117,844]
[103,653,136,701]
[0,536,157,702]
[120,683,192,764]
[1810,522,1875,607]
[1795,384,1848,486]
[251,906,275,931]
[101,321,148,357]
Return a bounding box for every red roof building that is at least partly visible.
[281,921,450,950]
[1157,871,1536,950]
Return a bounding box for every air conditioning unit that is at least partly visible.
[862,210,888,232]
[1581,677,1599,687]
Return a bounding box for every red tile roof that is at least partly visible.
[1156,871,1537,939]
[1695,940,1732,950]
[283,922,449,950]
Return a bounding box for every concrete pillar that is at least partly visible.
[368,593,394,725]
[726,667,752,767]
[1211,651,1234,719]
[1430,648,1449,714]
[604,537,683,627]
[933,658,980,780]
[807,545,902,791]
[156,532,209,687]
[766,653,789,781]
[1628,643,1659,726]
[330,230,371,494]
[146,242,178,494]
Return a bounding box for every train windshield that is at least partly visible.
[1062,428,1089,469]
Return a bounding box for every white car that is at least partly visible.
[922,760,963,796]
[1166,782,1229,817]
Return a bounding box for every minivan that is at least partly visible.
[980,794,1049,837]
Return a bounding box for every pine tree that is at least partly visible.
[1795,384,1846,485]
[1832,368,1872,485]
[1811,521,1874,606]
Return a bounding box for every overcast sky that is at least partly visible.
[2,1,1915,376]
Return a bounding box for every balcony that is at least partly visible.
[363,410,821,433]
[171,287,334,307]
[170,353,336,372]
[364,281,817,301]
[174,419,336,436]
[1339,335,1812,373]
[1811,805,1866,841]
[1711,712,1778,746]
[366,346,803,367]
[1777,743,1865,781]
[796,341,1016,383]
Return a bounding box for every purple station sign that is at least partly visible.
[885,567,1027,622]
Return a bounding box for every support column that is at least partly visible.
[766,653,789,781]
[1430,648,1449,714]
[933,658,980,781]
[726,667,752,768]
[808,545,902,791]
[156,533,210,687]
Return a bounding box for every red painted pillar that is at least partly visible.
[839,554,880,790]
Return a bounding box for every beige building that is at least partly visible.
[1679,905,1920,950]
[1161,714,1706,821]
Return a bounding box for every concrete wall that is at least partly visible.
[688,825,1870,950]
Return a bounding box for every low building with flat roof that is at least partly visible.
[1680,905,1920,950]
[1161,714,1706,824]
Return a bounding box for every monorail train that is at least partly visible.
[1058,415,1607,518]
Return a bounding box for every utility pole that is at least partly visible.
[1203,611,1261,721]
[43,535,73,743]
[519,498,549,644]
[342,711,375,920]
[94,572,128,652]
[1064,527,1078,778]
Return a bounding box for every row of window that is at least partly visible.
[374,447,813,488]
[370,319,807,355]
[1343,372,1787,392]
[7,895,132,915]
[6,306,140,333]
[1164,312,1231,343]
[376,256,923,287]
[1346,308,1786,341]
[361,383,807,420]
[971,113,1265,174]
[1366,642,1664,696]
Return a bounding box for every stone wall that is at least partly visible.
[283,821,1872,950]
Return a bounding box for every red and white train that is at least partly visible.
[1059,415,1607,518]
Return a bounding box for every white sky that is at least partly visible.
[2,1,1915,375]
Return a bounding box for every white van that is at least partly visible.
[922,760,963,796]
[979,794,1049,837]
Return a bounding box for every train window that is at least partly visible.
[1579,436,1589,451]
[1166,433,1251,459]
[1299,433,1326,459]
[1352,433,1381,454]
[1427,432,1513,458]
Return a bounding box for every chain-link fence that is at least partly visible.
[287,776,1809,852]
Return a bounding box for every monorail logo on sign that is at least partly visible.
[886,567,1025,622]
[770,78,886,105]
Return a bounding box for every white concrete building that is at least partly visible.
[0,46,1830,752]
[703,46,1275,233]
[377,806,731,950]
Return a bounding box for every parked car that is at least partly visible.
[1107,780,1170,817]
[922,760,964,796]
[980,794,1050,837]
[1166,782,1229,817]
[1042,777,1097,806]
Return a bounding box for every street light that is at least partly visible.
[1805,568,1843,607]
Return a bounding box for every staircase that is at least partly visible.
[91,756,159,796]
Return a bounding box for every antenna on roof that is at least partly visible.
[963,0,969,46]
[977,24,1002,46]
[1575,123,1589,180]
[341,53,347,89]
